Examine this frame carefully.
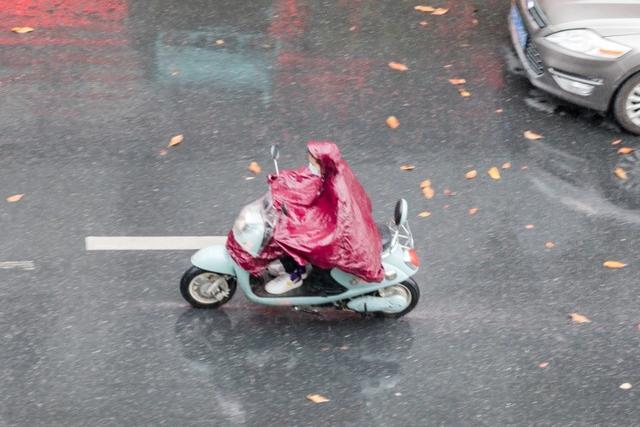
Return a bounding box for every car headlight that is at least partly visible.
[546,29,631,59]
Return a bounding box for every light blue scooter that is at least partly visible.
[180,146,421,318]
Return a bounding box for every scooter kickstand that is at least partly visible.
[359,302,369,318]
[293,306,323,317]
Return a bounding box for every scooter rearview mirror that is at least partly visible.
[270,144,280,176]
[270,144,280,160]
[394,199,408,226]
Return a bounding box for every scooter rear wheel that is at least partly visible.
[375,279,420,318]
[180,266,236,309]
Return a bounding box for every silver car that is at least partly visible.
[509,0,640,134]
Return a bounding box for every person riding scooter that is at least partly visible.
[182,142,420,316]
[225,141,384,295]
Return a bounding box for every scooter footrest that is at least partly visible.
[306,281,345,296]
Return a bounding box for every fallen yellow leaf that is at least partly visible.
[386,116,400,129]
[306,394,330,403]
[168,134,184,147]
[459,89,471,97]
[448,78,466,85]
[11,27,34,34]
[545,241,555,249]
[524,130,543,140]
[215,39,225,45]
[418,211,431,218]
[614,167,628,181]
[248,161,262,174]
[414,5,435,12]
[6,194,24,202]
[420,180,435,199]
[468,207,479,215]
[620,383,632,390]
[618,147,634,155]
[465,170,477,179]
[400,164,415,171]
[538,362,549,369]
[422,186,435,199]
[502,162,512,169]
[488,167,501,180]
[569,313,591,324]
[431,7,449,15]
[611,138,622,146]
[525,224,535,229]
[603,260,626,269]
[388,62,408,72]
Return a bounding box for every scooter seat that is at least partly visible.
[377,223,392,251]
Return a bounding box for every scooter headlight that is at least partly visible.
[233,216,247,232]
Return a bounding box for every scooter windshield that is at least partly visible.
[232,193,277,256]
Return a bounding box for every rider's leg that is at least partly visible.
[266,259,286,276]
[265,257,307,295]
[281,257,306,278]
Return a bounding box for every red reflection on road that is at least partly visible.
[430,1,504,91]
[0,37,127,46]
[0,0,140,117]
[337,0,365,30]
[276,52,371,112]
[0,0,127,45]
[269,0,374,120]
[268,0,307,40]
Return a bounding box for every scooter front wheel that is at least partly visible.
[180,266,237,309]
[375,279,420,318]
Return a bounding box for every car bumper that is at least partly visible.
[508,2,624,112]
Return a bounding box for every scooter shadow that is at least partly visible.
[174,309,415,424]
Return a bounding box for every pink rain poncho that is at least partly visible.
[226,141,384,283]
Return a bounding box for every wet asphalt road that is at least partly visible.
[2,1,640,426]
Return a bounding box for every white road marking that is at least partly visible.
[0,261,35,271]
[85,236,227,251]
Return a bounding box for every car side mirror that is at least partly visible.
[394,199,408,226]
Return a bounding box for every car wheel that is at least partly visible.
[613,72,640,136]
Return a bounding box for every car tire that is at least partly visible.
[613,72,640,136]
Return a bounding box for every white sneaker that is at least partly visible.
[266,260,286,276]
[265,273,306,295]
